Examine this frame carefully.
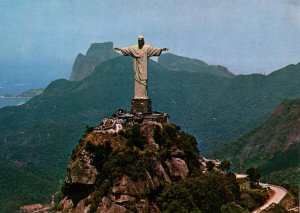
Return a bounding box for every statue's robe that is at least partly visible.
[119,44,163,99]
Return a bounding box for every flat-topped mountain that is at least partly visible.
[70,42,120,81]
[158,53,234,78]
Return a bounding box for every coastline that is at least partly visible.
[0,96,32,99]
[0,97,31,108]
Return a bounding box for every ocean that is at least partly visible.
[0,97,31,108]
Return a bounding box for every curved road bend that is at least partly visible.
[234,174,287,213]
[251,184,287,213]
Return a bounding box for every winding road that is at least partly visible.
[234,174,287,212]
[252,184,287,213]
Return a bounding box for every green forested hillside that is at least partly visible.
[0,56,299,211]
[213,99,300,186]
[158,53,234,78]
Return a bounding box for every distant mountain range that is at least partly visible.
[158,53,234,78]
[69,43,235,81]
[0,42,299,211]
[213,99,300,186]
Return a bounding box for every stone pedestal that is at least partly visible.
[131,99,152,114]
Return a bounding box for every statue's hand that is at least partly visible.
[113,47,121,51]
[162,48,169,51]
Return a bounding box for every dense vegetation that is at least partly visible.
[156,172,269,213]
[16,88,44,97]
[58,123,268,212]
[213,99,300,186]
[0,53,299,211]
[158,53,234,78]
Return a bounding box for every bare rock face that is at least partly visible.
[165,157,189,180]
[70,42,120,81]
[74,198,92,213]
[65,149,98,185]
[58,197,74,212]
[140,122,162,149]
[111,175,139,196]
[97,197,129,213]
[151,163,171,186]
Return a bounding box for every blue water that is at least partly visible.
[0,97,31,108]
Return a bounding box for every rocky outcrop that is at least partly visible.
[57,122,203,212]
[97,197,129,213]
[70,42,120,81]
[58,196,92,213]
[65,149,98,185]
[165,157,189,179]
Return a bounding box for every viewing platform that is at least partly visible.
[93,109,169,134]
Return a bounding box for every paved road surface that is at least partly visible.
[252,184,287,213]
[235,173,248,179]
[234,174,287,213]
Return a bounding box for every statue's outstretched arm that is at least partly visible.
[113,46,132,56]
[162,48,169,51]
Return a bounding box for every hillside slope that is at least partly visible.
[0,53,299,211]
[214,99,300,186]
[158,53,234,78]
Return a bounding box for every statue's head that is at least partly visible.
[138,35,144,47]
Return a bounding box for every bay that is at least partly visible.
[0,97,31,108]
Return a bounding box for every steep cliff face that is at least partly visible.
[70,42,120,81]
[57,122,202,212]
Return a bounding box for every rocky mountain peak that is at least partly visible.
[56,117,271,212]
[57,121,203,212]
[70,42,120,81]
[86,42,114,56]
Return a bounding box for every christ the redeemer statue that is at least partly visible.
[114,36,168,113]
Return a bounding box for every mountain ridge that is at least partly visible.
[0,44,299,211]
[213,99,300,186]
[158,53,234,78]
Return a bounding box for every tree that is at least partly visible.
[246,167,260,182]
[219,160,231,172]
[221,202,248,213]
[127,124,146,149]
[206,161,215,171]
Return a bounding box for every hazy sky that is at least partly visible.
[1,0,300,83]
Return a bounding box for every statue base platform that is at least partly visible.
[93,109,169,134]
[131,98,152,114]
